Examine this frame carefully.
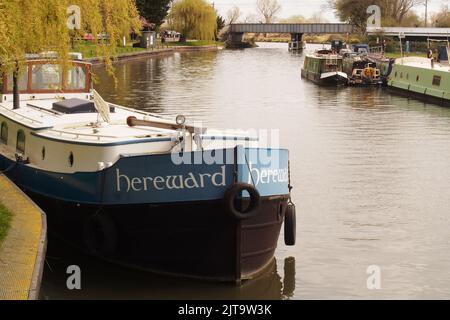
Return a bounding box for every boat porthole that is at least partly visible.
[0,122,8,145]
[416,75,419,82]
[69,152,74,167]
[42,147,46,160]
[395,71,397,78]
[400,72,403,78]
[16,130,26,153]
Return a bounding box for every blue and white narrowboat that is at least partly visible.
[0,56,296,282]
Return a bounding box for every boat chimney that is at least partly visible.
[13,70,20,110]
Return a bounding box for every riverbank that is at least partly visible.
[385,52,428,59]
[88,44,223,65]
[0,204,11,245]
[0,175,47,300]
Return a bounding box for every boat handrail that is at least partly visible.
[45,129,118,140]
[107,102,165,119]
[0,104,45,126]
[370,46,383,54]
[41,128,176,142]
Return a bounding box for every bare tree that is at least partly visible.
[227,6,242,24]
[379,0,426,23]
[244,14,260,23]
[330,0,426,30]
[310,12,328,23]
[256,0,282,23]
[432,4,450,27]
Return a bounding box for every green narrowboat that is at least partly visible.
[301,50,348,86]
[388,57,450,106]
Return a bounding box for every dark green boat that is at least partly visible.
[301,50,348,86]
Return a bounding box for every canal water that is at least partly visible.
[41,43,450,299]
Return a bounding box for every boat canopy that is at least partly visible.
[1,59,92,95]
[352,44,370,54]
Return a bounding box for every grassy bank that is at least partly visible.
[73,40,222,59]
[385,52,428,59]
[74,41,146,59]
[0,203,12,246]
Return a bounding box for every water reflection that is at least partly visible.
[93,51,218,116]
[41,237,296,300]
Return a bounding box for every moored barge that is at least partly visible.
[0,56,297,283]
[388,56,450,106]
[301,50,348,86]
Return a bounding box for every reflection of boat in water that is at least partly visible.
[42,235,297,299]
[301,50,348,86]
[388,56,450,107]
[0,55,297,283]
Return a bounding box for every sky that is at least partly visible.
[213,0,449,22]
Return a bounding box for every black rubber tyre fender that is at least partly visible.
[224,183,261,220]
[83,213,118,256]
[284,204,296,246]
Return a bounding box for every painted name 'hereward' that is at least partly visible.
[115,166,227,192]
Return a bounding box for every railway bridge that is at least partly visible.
[228,23,354,49]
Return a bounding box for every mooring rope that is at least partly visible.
[0,161,18,174]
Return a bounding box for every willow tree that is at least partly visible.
[168,0,217,41]
[73,0,141,74]
[0,0,140,108]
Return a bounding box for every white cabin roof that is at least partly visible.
[395,57,450,72]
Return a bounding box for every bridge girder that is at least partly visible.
[229,23,354,34]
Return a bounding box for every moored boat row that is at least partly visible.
[301,43,386,86]
[300,41,450,109]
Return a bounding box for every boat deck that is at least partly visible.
[0,96,255,145]
[396,57,450,72]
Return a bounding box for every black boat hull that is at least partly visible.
[24,188,288,283]
[301,69,348,86]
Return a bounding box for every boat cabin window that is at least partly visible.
[32,64,62,91]
[65,66,87,90]
[2,61,91,94]
[432,75,441,86]
[1,122,8,145]
[16,130,25,153]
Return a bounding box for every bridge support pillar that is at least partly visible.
[289,33,305,52]
[227,32,248,48]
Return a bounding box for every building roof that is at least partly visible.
[367,27,450,38]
